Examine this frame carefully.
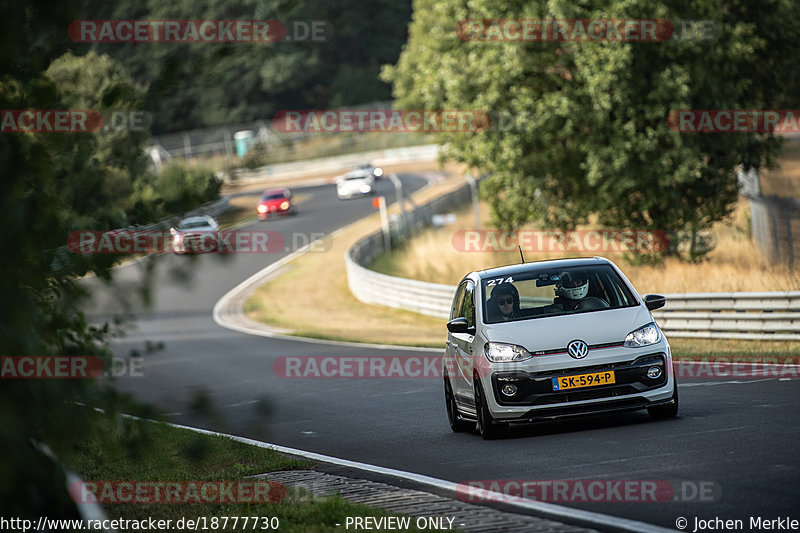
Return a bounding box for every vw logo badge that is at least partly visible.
[567,340,589,359]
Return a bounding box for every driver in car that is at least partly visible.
[556,272,609,311]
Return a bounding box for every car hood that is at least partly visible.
[176,226,215,233]
[480,305,652,351]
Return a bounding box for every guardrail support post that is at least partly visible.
[375,196,391,251]
[388,173,406,237]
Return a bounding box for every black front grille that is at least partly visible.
[492,353,666,406]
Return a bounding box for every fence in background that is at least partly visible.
[345,184,800,340]
[748,195,800,268]
[148,101,395,163]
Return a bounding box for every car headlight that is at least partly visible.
[280,201,290,210]
[624,322,661,347]
[484,342,533,363]
[360,184,371,193]
[373,167,383,177]
[257,204,267,213]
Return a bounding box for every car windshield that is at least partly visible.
[262,192,286,200]
[481,264,637,324]
[178,218,212,230]
[345,174,368,181]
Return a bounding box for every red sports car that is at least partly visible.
[257,188,296,220]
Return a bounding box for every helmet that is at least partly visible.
[558,272,588,300]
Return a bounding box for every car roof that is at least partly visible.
[475,256,613,280]
[344,169,371,178]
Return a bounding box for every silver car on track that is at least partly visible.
[443,256,678,439]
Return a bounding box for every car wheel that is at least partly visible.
[648,379,679,419]
[474,379,508,440]
[444,377,473,433]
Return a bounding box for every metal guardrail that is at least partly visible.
[652,292,800,340]
[49,197,232,273]
[345,194,800,340]
[220,144,440,185]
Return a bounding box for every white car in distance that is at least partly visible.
[336,169,375,199]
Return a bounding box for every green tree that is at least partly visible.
[132,160,221,219]
[44,50,153,228]
[0,1,161,518]
[80,0,413,133]
[384,0,800,259]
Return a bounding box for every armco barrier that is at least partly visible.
[222,144,440,185]
[345,198,800,340]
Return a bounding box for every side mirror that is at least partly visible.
[446,317,474,335]
[644,294,666,311]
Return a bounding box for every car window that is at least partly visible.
[450,282,466,320]
[178,219,211,230]
[262,193,286,200]
[482,265,636,324]
[460,282,476,328]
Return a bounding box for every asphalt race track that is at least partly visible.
[86,173,800,531]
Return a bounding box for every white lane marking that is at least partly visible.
[679,378,782,387]
[226,400,259,408]
[132,415,675,533]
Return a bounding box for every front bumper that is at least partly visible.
[487,353,672,420]
[258,204,292,218]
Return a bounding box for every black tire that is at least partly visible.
[474,379,508,440]
[648,379,679,419]
[444,377,473,432]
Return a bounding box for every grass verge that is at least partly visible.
[54,410,444,532]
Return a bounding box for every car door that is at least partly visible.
[451,280,477,403]
[445,282,466,383]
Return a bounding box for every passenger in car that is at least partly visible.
[488,283,521,321]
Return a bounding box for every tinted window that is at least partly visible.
[450,282,466,320]
[460,282,476,328]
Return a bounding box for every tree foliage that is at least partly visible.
[78,0,413,133]
[383,0,800,259]
[1,0,164,517]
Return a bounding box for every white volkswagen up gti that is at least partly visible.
[443,257,678,439]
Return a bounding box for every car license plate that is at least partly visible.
[552,371,615,391]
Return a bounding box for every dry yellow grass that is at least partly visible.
[371,197,799,294]
[760,136,800,197]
